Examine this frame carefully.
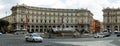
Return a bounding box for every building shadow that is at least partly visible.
[110,39,120,46]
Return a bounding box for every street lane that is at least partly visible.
[0,34,77,46]
[0,34,120,46]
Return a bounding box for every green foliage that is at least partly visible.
[0,19,9,33]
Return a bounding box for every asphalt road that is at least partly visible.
[0,34,77,46]
[0,34,120,46]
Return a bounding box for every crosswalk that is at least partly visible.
[54,40,117,46]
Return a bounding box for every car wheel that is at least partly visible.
[32,39,35,42]
[103,36,105,38]
[117,35,120,37]
[97,36,99,38]
[39,41,42,43]
[26,38,29,42]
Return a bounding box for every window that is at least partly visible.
[46,17,49,20]
[115,26,118,28]
[34,16,36,19]
[45,20,46,23]
[19,9,22,13]
[46,12,49,15]
[21,25,23,27]
[81,26,84,28]
[36,26,38,28]
[42,12,45,15]
[77,13,79,16]
[21,18,23,22]
[40,29,42,32]
[107,18,109,23]
[53,26,55,28]
[36,19,38,23]
[75,26,78,28]
[44,26,47,28]
[53,20,55,23]
[27,25,30,28]
[38,12,41,14]
[27,19,29,22]
[49,26,51,28]
[64,13,67,16]
[67,19,69,23]
[41,20,42,23]
[60,13,63,16]
[25,10,28,13]
[34,11,36,14]
[58,26,60,28]
[51,12,54,15]
[73,13,76,16]
[32,19,34,22]
[71,26,73,27]
[68,13,71,16]
[55,12,58,15]
[29,10,32,14]
[32,25,34,28]
[116,19,117,23]
[66,26,69,28]
[36,29,38,32]
[40,26,42,27]
[49,20,51,23]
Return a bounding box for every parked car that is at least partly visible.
[0,32,2,35]
[25,33,43,42]
[115,31,120,37]
[14,32,25,35]
[117,34,120,37]
[94,33,105,38]
[102,32,111,37]
[114,31,119,34]
[102,30,111,37]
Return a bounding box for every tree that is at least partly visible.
[0,19,9,33]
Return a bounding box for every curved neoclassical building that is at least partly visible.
[103,8,120,32]
[2,4,93,33]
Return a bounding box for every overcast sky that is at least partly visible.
[0,0,120,22]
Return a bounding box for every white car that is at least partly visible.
[14,32,24,35]
[94,33,105,38]
[0,32,2,35]
[25,33,43,42]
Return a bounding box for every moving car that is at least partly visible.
[94,33,105,38]
[102,29,111,37]
[25,33,43,42]
[102,32,111,37]
[14,32,24,35]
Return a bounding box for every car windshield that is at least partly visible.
[31,34,40,37]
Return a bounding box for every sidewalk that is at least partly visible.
[44,35,93,39]
[2,34,13,35]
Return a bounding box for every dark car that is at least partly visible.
[116,32,120,37]
[117,34,120,37]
